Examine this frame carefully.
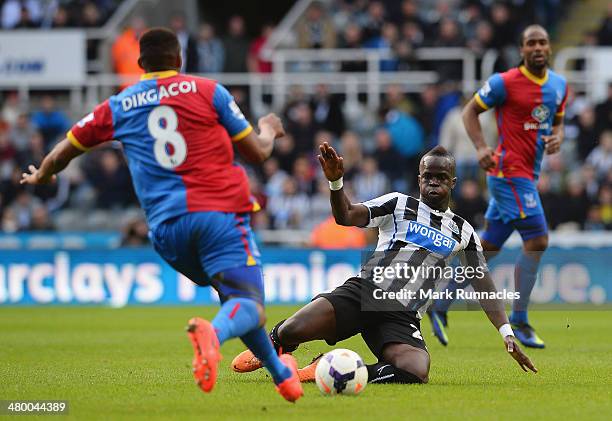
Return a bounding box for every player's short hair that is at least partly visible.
[139,27,180,71]
[519,24,549,46]
[420,145,456,174]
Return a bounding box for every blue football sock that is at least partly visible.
[211,297,260,345]
[434,279,460,313]
[241,328,292,385]
[510,252,540,325]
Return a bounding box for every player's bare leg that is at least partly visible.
[510,234,548,348]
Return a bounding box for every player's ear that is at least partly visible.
[137,57,144,70]
[450,177,457,189]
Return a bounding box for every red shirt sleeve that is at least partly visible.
[67,100,114,151]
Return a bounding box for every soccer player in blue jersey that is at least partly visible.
[20,28,303,402]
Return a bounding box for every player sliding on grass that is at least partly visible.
[428,25,567,349]
[232,144,537,384]
[19,27,302,402]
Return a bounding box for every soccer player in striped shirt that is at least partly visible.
[231,144,536,384]
[429,25,567,349]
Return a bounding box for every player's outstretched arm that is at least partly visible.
[20,138,83,185]
[318,142,369,227]
[470,272,538,374]
[462,98,496,171]
[236,113,284,164]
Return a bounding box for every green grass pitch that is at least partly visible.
[1,307,611,420]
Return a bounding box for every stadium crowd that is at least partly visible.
[0,1,611,243]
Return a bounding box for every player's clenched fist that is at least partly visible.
[476,146,496,171]
[258,113,285,139]
[318,142,344,182]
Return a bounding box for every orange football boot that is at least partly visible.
[186,317,221,393]
[275,354,303,403]
[297,354,323,383]
[231,349,263,373]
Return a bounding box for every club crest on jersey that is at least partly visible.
[523,193,537,208]
[531,104,550,123]
[448,220,460,236]
[405,221,457,257]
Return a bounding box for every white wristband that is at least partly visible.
[499,323,514,338]
[329,177,343,191]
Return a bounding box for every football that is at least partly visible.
[315,349,368,396]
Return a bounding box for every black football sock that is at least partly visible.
[366,362,424,384]
[269,319,299,354]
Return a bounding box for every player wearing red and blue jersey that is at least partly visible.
[20,28,302,402]
[429,25,567,349]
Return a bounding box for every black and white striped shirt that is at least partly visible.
[359,192,488,316]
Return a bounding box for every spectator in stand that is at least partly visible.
[86,149,134,209]
[267,178,309,229]
[459,3,482,41]
[196,23,225,73]
[248,24,274,73]
[558,173,590,229]
[468,20,494,54]
[489,2,515,49]
[170,13,199,73]
[2,0,41,28]
[452,179,488,229]
[263,157,288,199]
[292,156,315,195]
[537,173,560,229]
[271,133,298,174]
[397,0,426,32]
[307,178,332,230]
[112,16,146,85]
[339,131,363,182]
[584,205,605,231]
[587,130,612,180]
[296,1,336,49]
[596,3,612,46]
[439,97,487,183]
[364,22,400,71]
[380,104,424,191]
[310,215,367,249]
[339,23,367,72]
[16,131,45,169]
[576,105,598,161]
[31,95,70,151]
[222,15,250,72]
[29,205,54,231]
[9,112,36,153]
[14,5,39,28]
[353,156,389,202]
[286,101,317,155]
[373,127,402,187]
[594,82,612,136]
[598,184,612,229]
[310,84,346,137]
[80,2,103,61]
[1,92,20,127]
[8,190,41,231]
[51,5,72,28]
[121,217,150,246]
[582,164,600,202]
[361,0,386,41]
[0,131,17,179]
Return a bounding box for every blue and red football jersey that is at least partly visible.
[474,65,568,180]
[68,70,256,229]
